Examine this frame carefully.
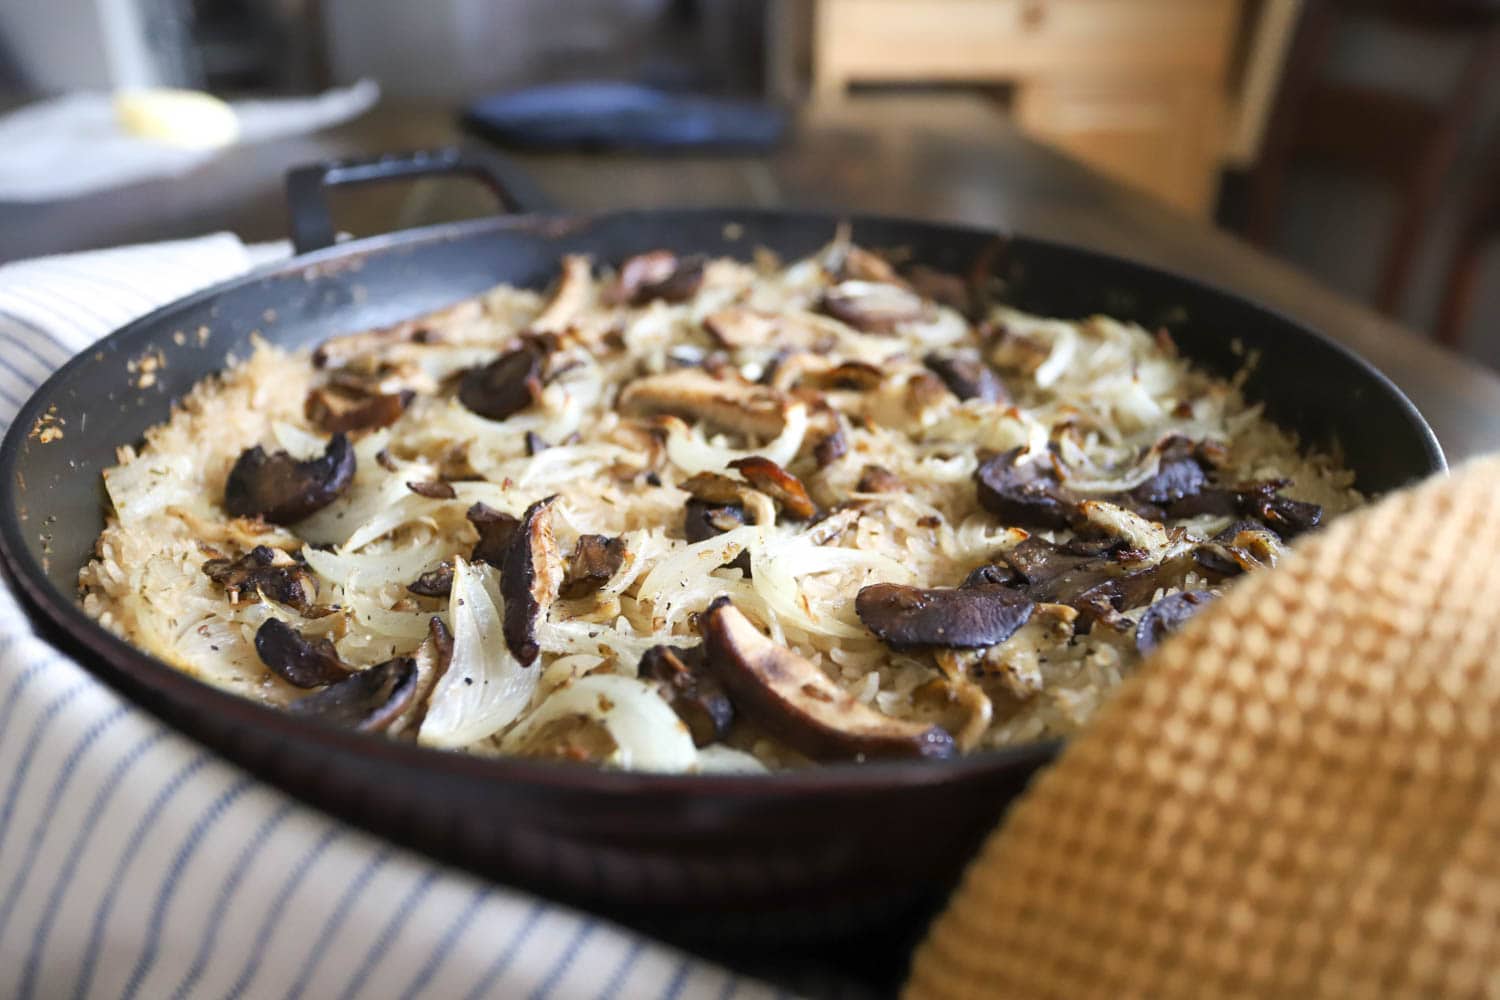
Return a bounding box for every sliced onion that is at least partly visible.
[500,674,698,772]
[663,402,808,474]
[418,557,539,749]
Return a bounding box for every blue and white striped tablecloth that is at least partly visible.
[0,235,792,1000]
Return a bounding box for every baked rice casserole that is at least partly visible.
[81,234,1360,772]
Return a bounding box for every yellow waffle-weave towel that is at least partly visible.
[907,457,1500,999]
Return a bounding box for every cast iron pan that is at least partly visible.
[0,150,1445,946]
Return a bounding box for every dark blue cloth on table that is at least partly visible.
[462,82,786,152]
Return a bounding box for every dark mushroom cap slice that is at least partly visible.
[499,495,562,666]
[458,342,546,421]
[407,561,455,598]
[856,582,1035,650]
[406,479,457,500]
[287,657,419,732]
[466,502,520,566]
[304,384,412,435]
[1129,437,1210,506]
[638,643,734,747]
[974,448,1078,530]
[701,597,955,761]
[923,352,1007,404]
[813,427,848,468]
[224,432,356,524]
[1135,589,1216,655]
[253,618,356,688]
[684,499,748,543]
[615,250,706,305]
[202,545,316,612]
[560,534,627,599]
[818,280,925,333]
[728,456,816,520]
[856,464,903,494]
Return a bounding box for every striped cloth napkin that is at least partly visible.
[0,236,789,1000]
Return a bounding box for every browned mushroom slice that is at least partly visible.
[560,534,627,599]
[530,254,593,334]
[680,471,753,507]
[813,427,848,468]
[1135,590,1215,655]
[1167,479,1323,539]
[728,456,816,520]
[1194,521,1282,578]
[304,384,412,434]
[620,368,788,438]
[613,250,705,305]
[856,464,903,494]
[406,479,457,500]
[703,307,780,350]
[855,582,1034,650]
[386,616,454,739]
[907,265,973,313]
[974,448,1077,530]
[923,352,1007,404]
[638,643,734,747]
[1129,437,1209,506]
[685,500,749,545]
[500,495,562,665]
[310,301,472,369]
[466,502,520,566]
[254,618,356,688]
[287,656,419,732]
[202,545,316,612]
[224,432,356,524]
[818,281,925,333]
[458,341,546,421]
[799,361,885,392]
[407,561,455,598]
[700,597,955,761]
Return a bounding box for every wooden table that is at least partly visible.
[4,94,1498,461]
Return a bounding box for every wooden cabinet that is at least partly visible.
[811,0,1241,217]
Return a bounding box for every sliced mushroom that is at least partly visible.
[684,499,749,543]
[728,457,816,520]
[386,616,454,739]
[287,656,419,732]
[254,618,355,688]
[855,582,1034,650]
[499,495,561,665]
[1135,590,1215,655]
[1167,479,1324,539]
[304,384,412,434]
[560,534,627,599]
[458,341,546,421]
[612,250,705,305]
[923,352,1007,404]
[974,448,1077,530]
[700,597,955,761]
[310,301,472,369]
[819,280,925,334]
[856,464,903,494]
[638,643,735,747]
[1194,521,1282,577]
[907,265,973,314]
[407,561,455,598]
[406,479,457,500]
[681,471,753,507]
[799,361,885,392]
[525,431,549,456]
[202,545,316,612]
[813,427,848,468]
[224,433,356,524]
[466,502,520,566]
[1129,437,1209,506]
[530,254,593,335]
[620,368,788,438]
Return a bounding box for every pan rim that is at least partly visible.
[0,206,1445,797]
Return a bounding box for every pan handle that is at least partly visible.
[284,148,553,255]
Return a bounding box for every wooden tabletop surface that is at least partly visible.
[4,94,1498,462]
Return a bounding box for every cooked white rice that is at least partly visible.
[81,238,1361,772]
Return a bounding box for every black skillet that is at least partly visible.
[0,149,1445,945]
